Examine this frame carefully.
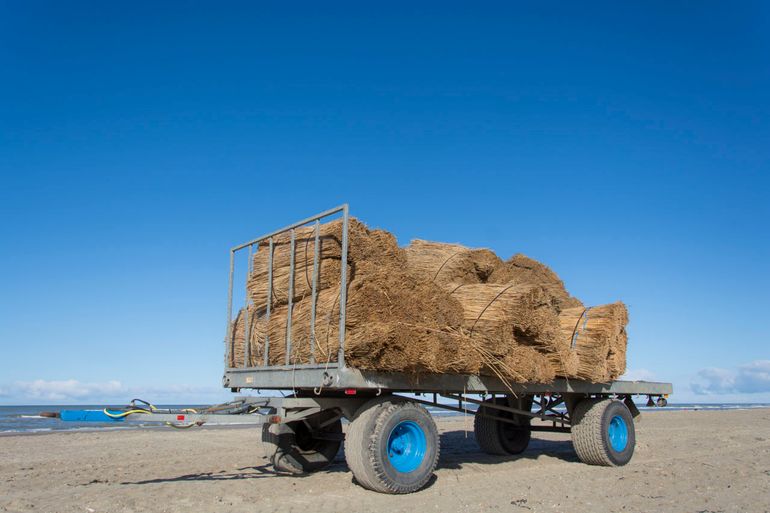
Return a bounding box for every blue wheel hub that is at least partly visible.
[608,415,628,452]
[387,420,427,473]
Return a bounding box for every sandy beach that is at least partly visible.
[1,409,768,513]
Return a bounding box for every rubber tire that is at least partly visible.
[474,397,532,455]
[345,397,439,494]
[571,398,635,466]
[261,410,343,474]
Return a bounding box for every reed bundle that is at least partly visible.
[448,283,577,377]
[448,283,557,346]
[229,306,257,368]
[405,240,501,288]
[489,254,582,312]
[246,218,403,311]
[558,302,628,381]
[606,305,628,379]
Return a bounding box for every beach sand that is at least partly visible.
[1,409,768,513]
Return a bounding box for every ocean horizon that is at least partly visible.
[2,402,769,434]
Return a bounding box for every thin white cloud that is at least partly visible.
[1,379,231,404]
[621,368,656,381]
[734,360,770,393]
[691,360,770,395]
[10,379,124,402]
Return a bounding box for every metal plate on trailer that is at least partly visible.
[224,367,673,396]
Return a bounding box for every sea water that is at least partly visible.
[1,402,768,434]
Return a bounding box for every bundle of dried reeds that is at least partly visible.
[229,306,259,367]
[558,302,628,382]
[448,284,552,346]
[606,306,628,379]
[497,345,556,383]
[405,240,501,288]
[246,218,403,312]
[489,254,582,312]
[448,283,577,377]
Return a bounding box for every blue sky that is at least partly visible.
[1,2,768,405]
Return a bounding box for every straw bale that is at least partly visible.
[405,240,501,288]
[489,254,582,312]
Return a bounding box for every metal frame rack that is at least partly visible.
[224,204,350,372]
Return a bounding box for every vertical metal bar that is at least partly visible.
[309,220,320,365]
[264,237,273,367]
[337,204,349,367]
[285,229,296,365]
[225,249,235,369]
[242,244,254,368]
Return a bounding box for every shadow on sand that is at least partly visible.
[436,430,579,470]
[121,461,349,485]
[120,431,577,485]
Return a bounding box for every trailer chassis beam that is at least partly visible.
[441,392,565,423]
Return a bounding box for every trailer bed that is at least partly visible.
[224,367,672,396]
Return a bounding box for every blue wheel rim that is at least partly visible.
[387,420,427,473]
[608,415,628,452]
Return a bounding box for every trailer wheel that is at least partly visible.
[474,396,532,455]
[261,409,343,474]
[571,398,635,466]
[345,397,439,494]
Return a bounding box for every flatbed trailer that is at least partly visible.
[58,205,672,494]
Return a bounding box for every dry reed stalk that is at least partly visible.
[499,345,556,383]
[489,254,582,312]
[607,342,627,379]
[558,302,628,382]
[405,240,501,288]
[543,350,579,379]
